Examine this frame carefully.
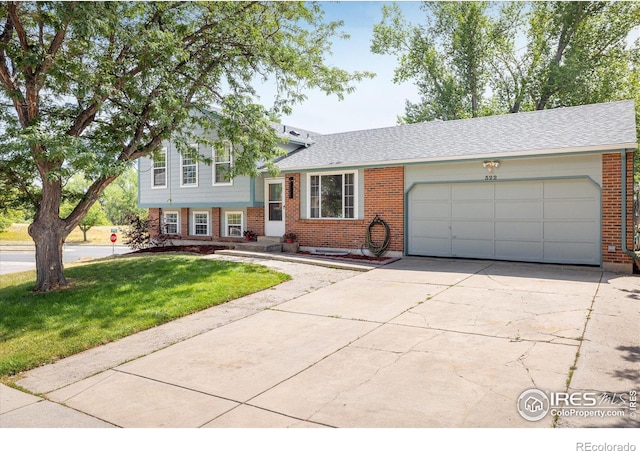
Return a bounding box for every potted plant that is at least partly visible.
[283,231,297,243]
[243,230,257,241]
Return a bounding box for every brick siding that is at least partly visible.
[285,167,405,253]
[247,207,265,236]
[601,152,634,269]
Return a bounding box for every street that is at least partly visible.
[0,245,130,275]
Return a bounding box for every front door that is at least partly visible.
[264,178,285,237]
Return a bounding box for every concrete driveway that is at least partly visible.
[2,256,638,428]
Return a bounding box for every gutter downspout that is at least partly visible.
[621,149,637,261]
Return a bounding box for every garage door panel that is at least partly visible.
[495,182,542,200]
[410,237,450,256]
[411,184,449,201]
[408,180,600,265]
[495,201,542,220]
[544,199,598,220]
[452,202,493,220]
[544,221,597,242]
[410,201,449,219]
[495,241,543,261]
[543,242,599,264]
[451,220,493,239]
[452,239,494,258]
[495,221,542,241]
[544,180,595,199]
[452,184,492,200]
[411,219,450,239]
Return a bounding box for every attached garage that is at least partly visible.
[408,178,601,265]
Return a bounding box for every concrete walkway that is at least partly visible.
[1,255,638,428]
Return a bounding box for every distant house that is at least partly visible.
[139,100,638,273]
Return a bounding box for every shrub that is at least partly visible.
[122,212,150,250]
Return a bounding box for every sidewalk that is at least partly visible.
[1,253,364,427]
[1,254,638,428]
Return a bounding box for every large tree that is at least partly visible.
[0,1,371,291]
[372,1,640,122]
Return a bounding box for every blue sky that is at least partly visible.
[255,1,424,134]
[255,1,640,136]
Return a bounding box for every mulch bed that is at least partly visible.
[130,245,398,265]
[297,250,397,264]
[132,245,227,255]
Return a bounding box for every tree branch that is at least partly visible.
[7,2,29,53]
[37,2,77,80]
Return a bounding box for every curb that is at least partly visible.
[215,249,378,272]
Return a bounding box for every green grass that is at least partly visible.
[0,223,120,245]
[0,255,290,377]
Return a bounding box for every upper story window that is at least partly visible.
[152,147,167,188]
[308,172,356,219]
[213,141,233,186]
[181,144,198,187]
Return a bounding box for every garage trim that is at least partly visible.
[404,175,601,265]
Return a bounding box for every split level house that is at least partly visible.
[139,100,638,273]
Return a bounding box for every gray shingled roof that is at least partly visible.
[275,100,637,170]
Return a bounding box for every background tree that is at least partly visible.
[60,201,109,242]
[100,166,144,226]
[0,1,371,291]
[371,1,504,122]
[372,1,640,123]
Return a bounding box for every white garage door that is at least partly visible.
[408,179,600,265]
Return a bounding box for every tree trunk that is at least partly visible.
[81,225,88,241]
[28,215,69,292]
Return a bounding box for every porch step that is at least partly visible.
[257,236,283,244]
[234,241,282,253]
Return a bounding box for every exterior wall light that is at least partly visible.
[483,161,500,172]
[288,176,294,199]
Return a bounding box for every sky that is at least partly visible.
[254,1,424,135]
[253,1,640,136]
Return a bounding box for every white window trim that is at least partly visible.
[224,211,244,238]
[306,171,358,220]
[180,143,199,187]
[191,210,210,236]
[213,140,234,187]
[151,147,167,189]
[162,210,180,235]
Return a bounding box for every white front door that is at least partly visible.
[265,178,285,237]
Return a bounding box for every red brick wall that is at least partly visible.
[212,208,221,239]
[601,152,634,269]
[148,208,160,238]
[247,207,265,236]
[180,209,189,237]
[286,167,404,253]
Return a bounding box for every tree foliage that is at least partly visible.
[60,200,109,241]
[0,1,371,291]
[372,1,640,123]
[100,166,144,226]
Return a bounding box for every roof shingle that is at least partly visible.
[275,100,637,170]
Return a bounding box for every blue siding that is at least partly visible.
[139,140,255,208]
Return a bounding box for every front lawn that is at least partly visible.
[0,255,290,377]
